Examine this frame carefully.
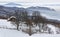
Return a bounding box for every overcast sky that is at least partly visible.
[0,0,60,4]
[0,0,60,10]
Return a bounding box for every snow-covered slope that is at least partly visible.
[0,29,29,37]
[0,29,60,37]
[0,19,16,28]
[0,19,60,37]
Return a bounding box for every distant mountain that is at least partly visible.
[26,6,55,16]
[5,2,21,6]
[26,6,60,21]
[3,2,22,7]
[0,5,60,21]
[27,6,55,11]
[0,5,25,18]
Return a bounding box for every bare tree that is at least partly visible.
[14,9,28,30]
[32,11,43,32]
[32,11,40,26]
[23,11,33,36]
[41,17,47,32]
[14,10,20,31]
[25,18,33,36]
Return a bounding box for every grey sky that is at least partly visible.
[0,0,60,4]
[0,0,60,10]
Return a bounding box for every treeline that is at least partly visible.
[7,9,60,36]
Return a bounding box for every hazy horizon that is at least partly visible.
[0,0,60,3]
[0,0,60,11]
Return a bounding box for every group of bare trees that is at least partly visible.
[9,10,49,36]
[13,10,28,31]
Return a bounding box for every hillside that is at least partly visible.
[0,6,56,18]
[0,19,60,37]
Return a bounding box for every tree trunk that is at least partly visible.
[41,23,44,32]
[16,22,19,31]
[17,25,19,30]
[38,23,41,32]
[42,23,44,29]
[29,25,32,36]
